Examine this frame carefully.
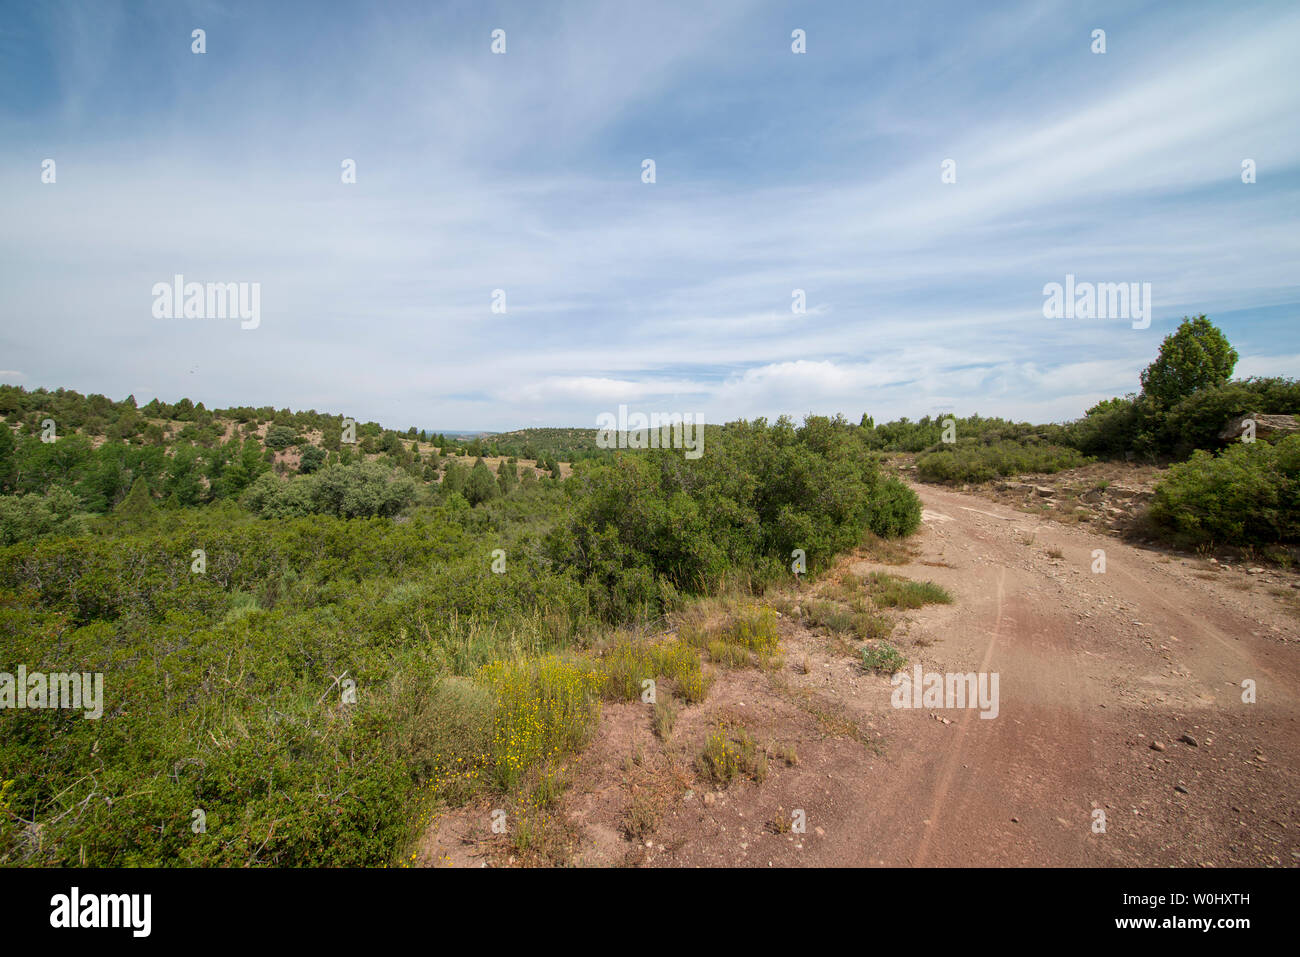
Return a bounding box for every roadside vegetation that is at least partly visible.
[864,316,1298,548]
[0,402,920,866]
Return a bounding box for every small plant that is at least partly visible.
[861,641,907,675]
[708,640,749,668]
[1046,547,1064,560]
[697,725,767,788]
[622,792,661,842]
[767,809,793,834]
[652,698,678,742]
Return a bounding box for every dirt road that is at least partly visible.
[421,483,1300,867]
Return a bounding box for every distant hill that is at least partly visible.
[0,385,578,514]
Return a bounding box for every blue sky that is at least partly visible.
[1,0,1297,431]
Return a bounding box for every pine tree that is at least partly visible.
[115,477,157,528]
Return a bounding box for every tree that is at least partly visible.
[0,426,16,493]
[1140,315,1238,409]
[264,424,298,450]
[465,458,499,506]
[219,436,269,498]
[298,444,327,474]
[442,460,468,495]
[115,476,157,529]
[497,458,518,496]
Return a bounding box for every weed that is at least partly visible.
[860,641,907,674]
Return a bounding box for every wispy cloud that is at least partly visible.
[1,0,1295,429]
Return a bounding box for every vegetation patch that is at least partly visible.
[861,642,908,675]
[865,573,953,609]
[697,725,768,789]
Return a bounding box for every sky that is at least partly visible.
[1,0,1297,432]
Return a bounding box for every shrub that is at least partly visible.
[915,441,1089,484]
[1160,379,1300,458]
[478,656,603,792]
[242,461,417,519]
[547,416,923,616]
[0,488,86,544]
[1148,435,1300,545]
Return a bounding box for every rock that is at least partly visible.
[1219,413,1300,443]
[703,792,716,806]
[1179,734,1198,747]
[1150,741,1166,752]
[1034,486,1054,497]
[1174,784,1189,794]
[1248,567,1265,575]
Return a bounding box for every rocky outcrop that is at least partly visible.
[1219,413,1300,443]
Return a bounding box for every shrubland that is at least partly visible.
[0,404,920,866]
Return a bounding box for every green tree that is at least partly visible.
[442,460,468,495]
[465,458,499,506]
[0,426,16,493]
[264,425,298,450]
[114,476,157,529]
[298,444,327,474]
[497,459,518,496]
[1140,315,1238,409]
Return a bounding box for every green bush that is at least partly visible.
[1160,379,1300,458]
[1148,435,1300,545]
[242,461,416,519]
[915,441,1089,484]
[0,488,86,544]
[547,416,922,614]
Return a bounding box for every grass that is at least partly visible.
[707,639,750,668]
[621,792,661,842]
[859,532,915,565]
[596,634,710,705]
[652,698,678,742]
[697,724,768,788]
[864,572,953,609]
[803,598,858,634]
[682,604,780,675]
